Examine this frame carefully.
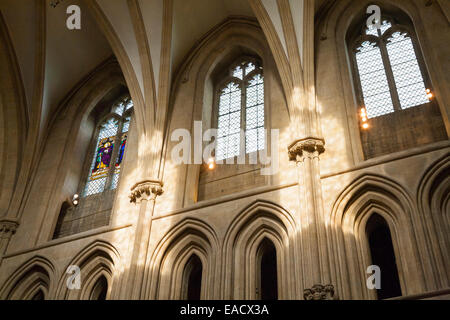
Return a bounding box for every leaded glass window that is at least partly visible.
[216,59,264,161]
[83,96,133,197]
[352,18,431,119]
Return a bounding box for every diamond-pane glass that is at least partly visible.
[380,20,392,35]
[122,117,130,133]
[113,103,124,116]
[246,74,265,153]
[125,100,133,110]
[356,41,394,118]
[84,177,107,197]
[233,66,243,80]
[110,173,120,190]
[216,61,265,160]
[386,32,429,109]
[245,63,256,75]
[217,82,241,160]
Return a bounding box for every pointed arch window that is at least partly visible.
[352,18,431,119]
[366,214,402,300]
[215,59,265,161]
[83,96,133,197]
[182,255,203,300]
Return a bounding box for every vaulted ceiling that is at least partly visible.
[0,0,328,220]
[0,0,322,178]
[0,0,329,125]
[0,0,112,124]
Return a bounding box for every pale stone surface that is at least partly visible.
[0,0,448,300]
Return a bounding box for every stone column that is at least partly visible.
[0,219,19,266]
[288,138,334,297]
[126,180,163,299]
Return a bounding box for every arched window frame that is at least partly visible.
[349,16,433,119]
[80,95,134,198]
[212,57,265,161]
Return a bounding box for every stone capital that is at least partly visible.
[0,218,19,238]
[129,180,164,203]
[288,137,325,161]
[303,284,337,300]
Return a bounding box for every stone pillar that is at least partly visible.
[126,180,163,299]
[0,219,19,266]
[288,138,332,294]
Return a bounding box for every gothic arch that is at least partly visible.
[315,0,450,163]
[144,218,220,300]
[165,17,285,206]
[35,59,128,242]
[0,12,27,219]
[55,240,119,300]
[222,200,299,300]
[0,256,55,300]
[417,154,450,288]
[330,174,427,299]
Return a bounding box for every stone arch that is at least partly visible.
[34,59,128,242]
[315,0,450,163]
[330,174,427,299]
[144,218,220,300]
[417,154,450,288]
[0,256,55,300]
[55,240,120,300]
[89,275,109,300]
[222,200,299,300]
[165,17,286,206]
[0,12,27,219]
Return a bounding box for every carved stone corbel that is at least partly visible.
[288,137,325,161]
[0,218,19,254]
[303,284,337,300]
[0,219,19,237]
[129,180,164,203]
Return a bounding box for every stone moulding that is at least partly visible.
[129,180,164,203]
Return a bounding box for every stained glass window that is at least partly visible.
[353,18,430,119]
[216,60,264,161]
[83,97,133,197]
[111,116,130,190]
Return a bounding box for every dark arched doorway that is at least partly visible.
[258,238,278,300]
[366,214,402,299]
[90,275,108,300]
[183,255,203,300]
